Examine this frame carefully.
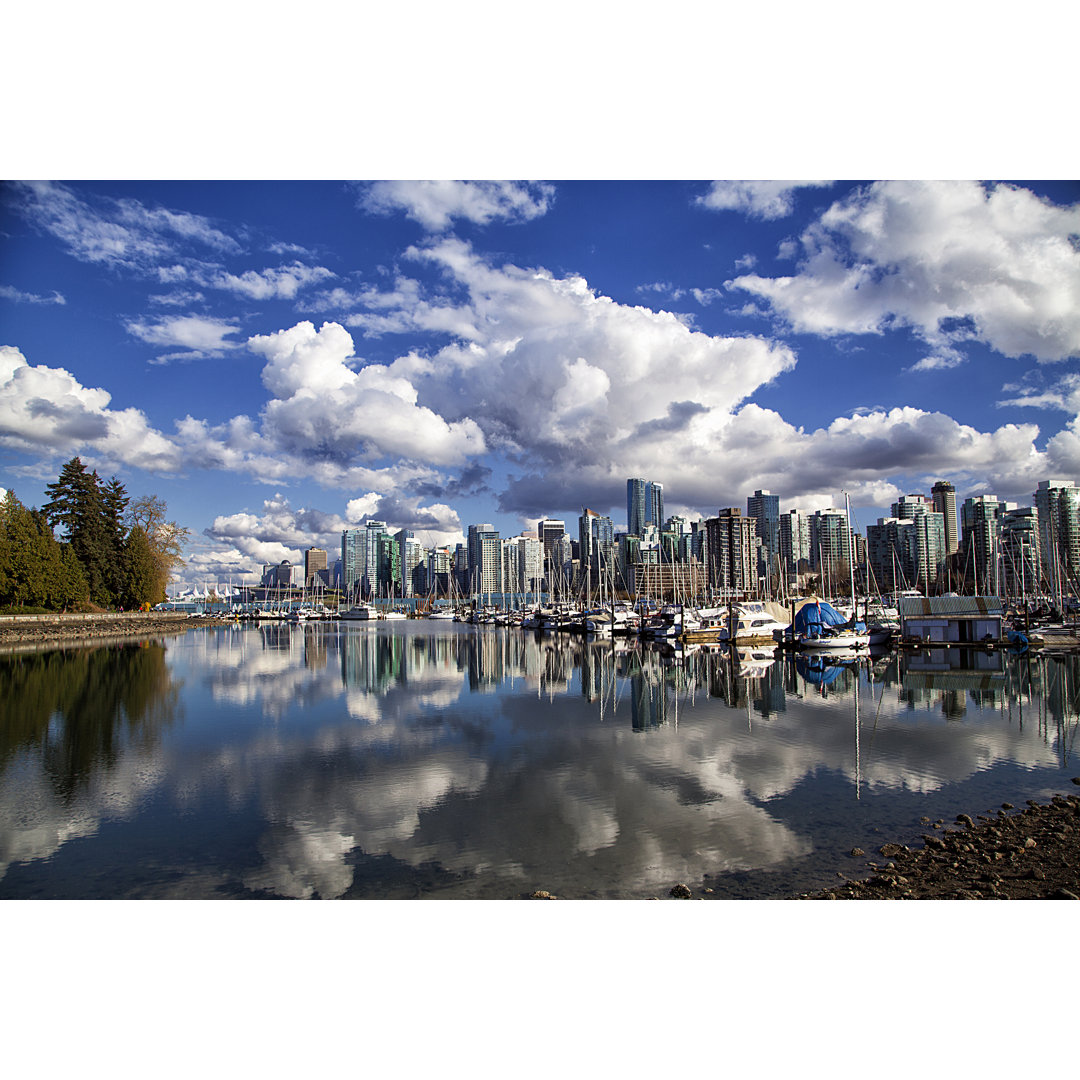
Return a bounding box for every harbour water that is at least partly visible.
[1,621,1077,900]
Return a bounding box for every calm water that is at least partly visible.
[1,622,1077,900]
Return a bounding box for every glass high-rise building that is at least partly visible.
[627,478,664,537]
[1034,480,1080,599]
[931,480,959,555]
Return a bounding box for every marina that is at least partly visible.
[1,619,1077,900]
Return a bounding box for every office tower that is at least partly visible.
[467,524,501,596]
[537,518,565,587]
[960,496,1008,595]
[778,509,811,576]
[889,496,947,593]
[341,529,364,596]
[747,490,781,557]
[304,547,328,588]
[867,518,914,594]
[426,546,453,598]
[931,480,959,555]
[1034,480,1080,599]
[578,508,615,589]
[395,530,424,597]
[627,478,664,536]
[810,508,852,581]
[704,508,756,596]
[342,521,390,598]
[1001,507,1040,601]
[502,534,543,596]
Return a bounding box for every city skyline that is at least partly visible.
[3,180,1080,588]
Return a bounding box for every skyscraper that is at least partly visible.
[304,547,327,588]
[960,495,1007,595]
[578,508,615,589]
[931,480,959,555]
[704,508,756,596]
[1034,480,1080,599]
[747,489,780,581]
[627,478,664,537]
[467,523,501,596]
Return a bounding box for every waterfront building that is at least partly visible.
[627,478,664,537]
[634,561,705,602]
[889,496,947,593]
[467,524,502,597]
[662,515,694,563]
[341,520,389,598]
[1034,480,1080,600]
[747,489,780,582]
[395,530,425,597]
[578,508,615,590]
[778,508,811,578]
[810,508,852,587]
[425,546,453,599]
[867,517,929,594]
[1000,507,1040,601]
[304,547,327,589]
[704,508,756,597]
[960,496,1008,595]
[931,480,960,555]
[502,533,543,597]
[537,518,565,589]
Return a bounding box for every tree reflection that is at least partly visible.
[0,642,179,803]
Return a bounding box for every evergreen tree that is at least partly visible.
[101,476,130,602]
[120,526,158,609]
[0,490,87,610]
[42,458,113,605]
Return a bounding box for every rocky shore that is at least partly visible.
[792,783,1080,900]
[0,612,193,650]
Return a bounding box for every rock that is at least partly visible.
[1071,777,1080,785]
[1002,803,1014,810]
[1024,837,1037,849]
[530,890,557,900]
[879,843,906,858]
[957,814,975,828]
[850,848,865,857]
[670,883,693,899]
[1050,889,1080,900]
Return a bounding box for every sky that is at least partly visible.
[3,178,1080,588]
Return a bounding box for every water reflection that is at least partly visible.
[1,624,1078,899]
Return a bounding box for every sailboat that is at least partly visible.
[791,494,870,652]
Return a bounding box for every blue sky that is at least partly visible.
[3,179,1080,587]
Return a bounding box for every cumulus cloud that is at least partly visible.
[359,180,555,231]
[0,345,182,471]
[730,180,1080,364]
[697,181,833,220]
[403,237,799,470]
[247,320,487,466]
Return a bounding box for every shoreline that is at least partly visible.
[789,785,1080,900]
[0,612,193,650]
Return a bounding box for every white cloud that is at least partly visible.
[360,180,555,231]
[697,181,833,220]
[212,262,335,300]
[403,238,798,473]
[247,320,487,466]
[730,180,1080,363]
[126,314,241,356]
[0,284,65,305]
[10,181,240,270]
[0,345,183,471]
